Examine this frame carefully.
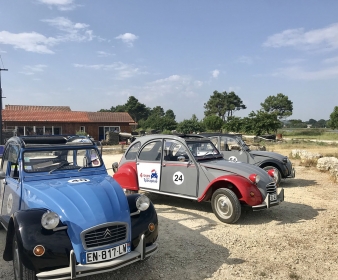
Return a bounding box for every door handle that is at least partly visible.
[162,163,166,167]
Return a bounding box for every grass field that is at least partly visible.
[264,140,338,158]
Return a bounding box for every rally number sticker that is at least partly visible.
[229,156,238,162]
[173,171,184,185]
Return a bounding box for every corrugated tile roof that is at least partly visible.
[3,106,136,123]
[5,105,71,111]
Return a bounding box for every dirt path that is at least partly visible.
[0,157,337,280]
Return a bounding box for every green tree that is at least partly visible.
[124,96,150,122]
[260,93,293,119]
[223,116,244,133]
[287,119,306,128]
[151,106,165,117]
[328,106,338,129]
[316,119,327,128]
[177,114,203,134]
[204,90,246,122]
[203,115,223,131]
[247,111,282,135]
[165,109,176,120]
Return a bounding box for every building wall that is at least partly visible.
[3,121,133,141]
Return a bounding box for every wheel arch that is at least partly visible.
[259,160,284,175]
[113,162,139,191]
[3,216,15,261]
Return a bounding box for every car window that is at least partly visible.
[138,141,162,161]
[1,145,10,174]
[210,137,218,147]
[23,148,102,173]
[163,140,190,162]
[125,142,141,160]
[221,136,240,151]
[8,145,20,180]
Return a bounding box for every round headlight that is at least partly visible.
[136,195,150,211]
[249,174,260,184]
[41,211,60,230]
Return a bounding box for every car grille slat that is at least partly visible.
[84,224,127,249]
[266,182,277,195]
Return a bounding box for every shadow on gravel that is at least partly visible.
[281,178,318,188]
[239,201,323,226]
[80,208,244,280]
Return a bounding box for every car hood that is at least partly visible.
[249,150,286,161]
[22,175,130,255]
[200,158,271,181]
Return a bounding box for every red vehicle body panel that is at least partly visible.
[113,162,139,191]
[198,175,263,206]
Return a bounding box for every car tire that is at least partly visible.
[263,166,281,185]
[13,234,36,280]
[211,188,241,224]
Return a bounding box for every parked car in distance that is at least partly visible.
[199,133,295,184]
[0,135,158,280]
[112,134,284,224]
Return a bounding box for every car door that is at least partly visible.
[0,144,22,226]
[160,139,198,197]
[137,140,162,191]
[220,136,249,163]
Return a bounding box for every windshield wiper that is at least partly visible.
[49,162,73,174]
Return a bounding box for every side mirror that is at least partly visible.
[0,170,6,179]
[112,162,118,173]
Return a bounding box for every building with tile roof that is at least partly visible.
[2,105,137,142]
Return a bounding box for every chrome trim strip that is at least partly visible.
[140,189,198,200]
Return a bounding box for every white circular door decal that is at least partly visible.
[7,193,13,214]
[173,171,184,185]
[229,156,238,162]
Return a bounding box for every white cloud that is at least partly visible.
[20,64,47,75]
[323,56,338,64]
[271,65,338,80]
[97,51,113,57]
[211,69,219,78]
[37,0,78,11]
[0,31,57,54]
[42,17,93,42]
[237,56,253,65]
[263,23,338,51]
[115,33,138,47]
[0,17,94,54]
[73,62,146,80]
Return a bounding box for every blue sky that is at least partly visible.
[1,0,338,122]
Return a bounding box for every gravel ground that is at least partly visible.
[1,155,337,280]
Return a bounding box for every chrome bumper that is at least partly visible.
[252,188,284,211]
[36,234,157,280]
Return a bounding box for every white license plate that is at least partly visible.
[270,194,277,201]
[86,243,128,264]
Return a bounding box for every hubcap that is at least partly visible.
[215,195,233,219]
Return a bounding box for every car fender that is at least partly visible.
[257,159,285,176]
[113,162,139,191]
[3,209,72,273]
[198,175,263,206]
[126,194,158,250]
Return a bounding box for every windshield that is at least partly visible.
[186,141,221,159]
[23,148,102,173]
[237,137,250,151]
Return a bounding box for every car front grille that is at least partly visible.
[82,223,128,250]
[266,182,277,195]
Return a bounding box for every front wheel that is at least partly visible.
[263,166,281,185]
[13,234,36,280]
[211,188,241,224]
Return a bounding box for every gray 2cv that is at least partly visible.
[112,134,284,224]
[200,133,295,185]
